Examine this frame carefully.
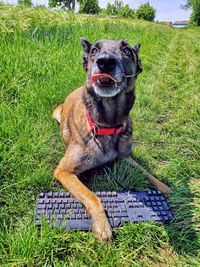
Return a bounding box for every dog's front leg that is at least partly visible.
[54,154,112,243]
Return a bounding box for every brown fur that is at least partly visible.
[53,39,171,243]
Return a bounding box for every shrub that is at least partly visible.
[136,2,155,21]
[105,0,123,16]
[18,0,32,6]
[78,0,100,14]
[119,4,136,18]
[105,1,136,18]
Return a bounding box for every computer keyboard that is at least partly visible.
[35,190,173,230]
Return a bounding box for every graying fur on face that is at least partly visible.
[81,39,142,98]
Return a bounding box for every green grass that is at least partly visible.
[0,3,200,266]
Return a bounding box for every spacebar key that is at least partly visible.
[62,220,91,230]
[81,219,92,230]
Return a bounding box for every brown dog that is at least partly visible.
[53,39,171,243]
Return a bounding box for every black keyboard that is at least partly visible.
[35,191,173,230]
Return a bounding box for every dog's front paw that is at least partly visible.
[91,212,113,244]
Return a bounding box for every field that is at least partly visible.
[0,4,199,266]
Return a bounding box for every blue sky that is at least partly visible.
[3,0,191,22]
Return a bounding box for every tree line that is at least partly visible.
[49,0,156,21]
[18,0,156,21]
[17,0,200,25]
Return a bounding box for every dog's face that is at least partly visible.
[81,39,142,98]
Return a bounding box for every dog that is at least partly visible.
[53,39,171,243]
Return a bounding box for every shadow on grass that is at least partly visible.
[79,158,199,257]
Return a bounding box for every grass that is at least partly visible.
[0,3,200,266]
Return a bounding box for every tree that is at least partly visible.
[105,1,135,18]
[18,0,32,6]
[183,0,200,25]
[136,2,155,21]
[119,4,135,18]
[106,0,124,16]
[48,0,75,10]
[49,0,57,8]
[78,0,100,14]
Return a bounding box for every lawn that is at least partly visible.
[0,4,199,266]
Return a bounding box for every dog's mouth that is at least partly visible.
[90,73,118,87]
[89,72,125,98]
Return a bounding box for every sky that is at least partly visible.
[3,0,192,22]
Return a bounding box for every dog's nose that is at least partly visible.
[96,53,117,72]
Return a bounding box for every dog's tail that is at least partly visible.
[52,104,63,123]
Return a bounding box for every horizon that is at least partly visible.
[2,0,192,22]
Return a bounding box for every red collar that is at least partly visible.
[86,109,122,136]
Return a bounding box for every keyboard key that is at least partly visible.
[38,204,45,209]
[37,209,45,215]
[113,218,121,227]
[70,214,76,219]
[121,217,129,223]
[153,207,159,211]
[114,212,127,217]
[47,192,53,197]
[62,220,82,229]
[120,207,126,212]
[114,208,120,213]
[167,213,173,220]
[81,220,92,230]
[163,216,169,221]
[138,202,144,207]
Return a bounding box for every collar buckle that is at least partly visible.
[92,124,99,137]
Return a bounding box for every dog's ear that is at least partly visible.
[80,38,93,72]
[132,43,141,54]
[132,43,143,75]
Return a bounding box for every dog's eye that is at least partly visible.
[123,47,132,57]
[91,47,99,55]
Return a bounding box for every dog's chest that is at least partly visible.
[81,135,121,171]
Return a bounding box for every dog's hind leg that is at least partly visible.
[125,157,172,195]
[52,104,63,123]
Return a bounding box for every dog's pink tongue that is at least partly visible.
[90,73,117,83]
